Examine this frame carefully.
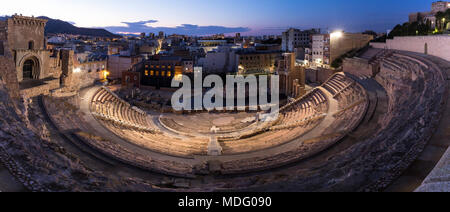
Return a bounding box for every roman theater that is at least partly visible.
[1,18,450,192]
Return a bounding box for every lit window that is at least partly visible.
[167,72,171,77]
[161,71,165,76]
[150,71,154,76]
[145,70,149,76]
[174,74,182,81]
[156,71,159,76]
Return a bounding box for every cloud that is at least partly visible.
[105,20,250,36]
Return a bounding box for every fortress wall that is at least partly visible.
[370,36,450,62]
[0,42,20,99]
[343,57,375,77]
[6,16,46,51]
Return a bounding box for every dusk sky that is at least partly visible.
[1,0,438,35]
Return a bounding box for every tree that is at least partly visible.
[362,30,378,37]
[436,11,445,30]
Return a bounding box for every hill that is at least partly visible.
[38,16,121,38]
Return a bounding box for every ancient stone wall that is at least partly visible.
[14,49,62,81]
[343,57,376,77]
[370,36,450,62]
[0,20,7,41]
[6,16,47,51]
[0,43,20,99]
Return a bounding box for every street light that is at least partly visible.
[330,31,343,38]
[73,67,81,73]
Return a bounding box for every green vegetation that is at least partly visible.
[388,9,450,38]
[436,9,450,31]
[371,34,387,43]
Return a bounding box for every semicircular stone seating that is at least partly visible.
[3,49,448,191]
[82,70,370,175]
[90,87,210,157]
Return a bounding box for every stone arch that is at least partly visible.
[20,56,40,81]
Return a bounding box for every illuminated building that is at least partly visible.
[235,50,282,74]
[310,32,373,68]
[72,53,108,88]
[140,56,192,89]
[409,1,450,25]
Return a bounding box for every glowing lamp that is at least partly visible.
[73,68,81,73]
[331,31,343,38]
[103,70,110,79]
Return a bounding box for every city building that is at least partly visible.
[311,34,330,67]
[432,1,450,13]
[310,32,373,68]
[107,55,142,79]
[282,28,320,52]
[73,53,108,88]
[236,50,282,74]
[277,52,306,98]
[139,56,192,88]
[198,40,228,47]
[409,1,450,27]
[201,46,238,73]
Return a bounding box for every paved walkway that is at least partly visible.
[412,54,450,192]
[0,164,27,192]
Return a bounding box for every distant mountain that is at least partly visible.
[37,16,121,38]
[1,15,121,38]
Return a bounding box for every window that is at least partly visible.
[0,42,3,56]
[161,71,165,76]
[28,41,34,50]
[145,70,149,76]
[150,70,154,76]
[167,72,171,77]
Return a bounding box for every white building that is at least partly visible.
[311,34,330,67]
[282,28,320,52]
[201,46,239,73]
[432,1,450,13]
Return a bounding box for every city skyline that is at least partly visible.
[1,0,439,36]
